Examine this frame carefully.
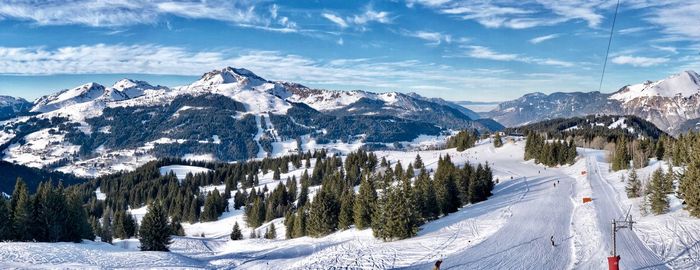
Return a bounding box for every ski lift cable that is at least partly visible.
[598,0,621,93]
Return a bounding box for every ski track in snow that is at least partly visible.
[584,150,669,269]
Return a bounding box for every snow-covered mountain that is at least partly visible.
[485,70,700,135]
[0,95,32,120]
[610,71,700,102]
[111,78,168,99]
[31,82,114,113]
[0,67,501,177]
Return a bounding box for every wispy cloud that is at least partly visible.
[651,45,678,54]
[322,6,393,31]
[401,30,452,45]
[529,34,559,44]
[459,45,574,67]
[644,2,700,41]
[618,26,653,35]
[611,55,669,67]
[465,46,519,61]
[0,1,299,33]
[351,7,392,25]
[322,13,348,28]
[408,0,612,29]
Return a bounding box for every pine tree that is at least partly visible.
[201,192,219,222]
[187,198,200,223]
[663,164,675,194]
[379,185,419,241]
[338,189,355,230]
[0,198,13,240]
[100,208,113,244]
[414,168,439,221]
[655,139,665,160]
[233,190,245,210]
[293,205,307,238]
[414,154,424,169]
[649,168,670,215]
[265,223,277,239]
[353,175,377,230]
[493,133,503,148]
[298,179,309,207]
[139,201,172,251]
[307,190,339,237]
[273,167,281,180]
[434,156,460,215]
[113,210,126,239]
[11,178,32,241]
[170,219,185,236]
[371,189,387,239]
[230,221,243,240]
[626,169,642,198]
[284,210,295,239]
[680,145,700,217]
[65,192,94,242]
[123,213,137,238]
[612,138,630,171]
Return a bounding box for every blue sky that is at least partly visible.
[0,0,698,102]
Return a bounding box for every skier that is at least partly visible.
[553,182,556,187]
[433,259,443,270]
[550,235,555,246]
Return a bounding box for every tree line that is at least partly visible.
[524,133,576,166]
[280,152,495,241]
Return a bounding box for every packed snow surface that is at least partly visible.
[159,165,212,180]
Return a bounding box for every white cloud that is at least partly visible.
[529,34,559,44]
[402,30,451,45]
[465,46,519,61]
[351,8,392,25]
[321,7,392,30]
[651,45,678,54]
[322,13,348,28]
[618,26,653,35]
[611,55,669,67]
[460,45,573,67]
[0,1,300,33]
[409,0,611,29]
[645,2,700,41]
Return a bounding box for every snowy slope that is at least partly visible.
[159,165,212,180]
[2,139,693,269]
[610,71,700,103]
[178,67,292,114]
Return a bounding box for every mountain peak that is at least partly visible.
[112,78,153,90]
[195,67,267,87]
[610,70,700,102]
[30,82,107,112]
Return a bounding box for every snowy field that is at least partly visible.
[2,139,700,269]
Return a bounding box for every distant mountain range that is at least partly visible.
[482,70,700,135]
[0,67,501,177]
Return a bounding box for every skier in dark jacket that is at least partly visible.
[433,259,443,270]
[550,235,555,246]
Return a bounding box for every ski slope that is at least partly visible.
[584,150,669,269]
[1,139,692,269]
